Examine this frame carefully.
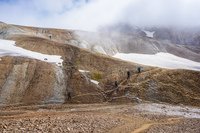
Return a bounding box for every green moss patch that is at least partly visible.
[93,72,102,81]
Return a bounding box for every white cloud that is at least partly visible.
[0,0,200,31]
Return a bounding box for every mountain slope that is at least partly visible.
[0,22,199,107]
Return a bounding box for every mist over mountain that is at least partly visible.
[97,22,200,56]
[99,23,200,45]
[98,23,146,36]
[153,27,200,46]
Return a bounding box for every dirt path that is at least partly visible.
[1,104,198,133]
[108,117,147,133]
[131,117,184,133]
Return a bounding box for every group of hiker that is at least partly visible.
[67,67,142,100]
[115,67,141,87]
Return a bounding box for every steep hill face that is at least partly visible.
[0,22,199,107]
[0,56,66,106]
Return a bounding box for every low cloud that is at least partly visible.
[0,0,200,31]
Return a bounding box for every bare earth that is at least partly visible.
[0,103,199,133]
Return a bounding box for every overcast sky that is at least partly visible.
[0,0,200,31]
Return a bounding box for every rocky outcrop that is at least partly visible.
[0,57,67,106]
[0,22,24,39]
[71,31,119,56]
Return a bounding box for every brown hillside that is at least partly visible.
[0,23,199,107]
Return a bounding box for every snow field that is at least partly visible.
[0,39,63,66]
[114,52,200,71]
[143,30,155,38]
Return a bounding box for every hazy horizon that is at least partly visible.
[1,0,200,31]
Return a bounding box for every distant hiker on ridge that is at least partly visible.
[49,35,52,39]
[68,92,71,100]
[127,71,130,79]
[138,67,141,73]
[115,80,118,87]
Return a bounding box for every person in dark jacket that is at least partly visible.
[127,71,130,79]
[138,67,141,73]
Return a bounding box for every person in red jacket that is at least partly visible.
[68,92,71,100]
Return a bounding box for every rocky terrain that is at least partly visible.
[0,21,200,132]
[0,103,199,133]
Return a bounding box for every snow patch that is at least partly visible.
[133,103,200,119]
[79,69,90,73]
[0,39,63,66]
[113,52,200,71]
[90,79,99,85]
[143,30,155,38]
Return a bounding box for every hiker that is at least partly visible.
[127,71,130,79]
[138,67,141,73]
[68,92,71,100]
[49,35,51,39]
[115,80,118,87]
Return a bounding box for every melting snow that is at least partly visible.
[0,39,63,66]
[90,79,99,85]
[79,69,90,73]
[143,30,155,38]
[133,103,200,119]
[113,52,200,71]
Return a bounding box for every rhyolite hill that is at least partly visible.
[0,22,199,107]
